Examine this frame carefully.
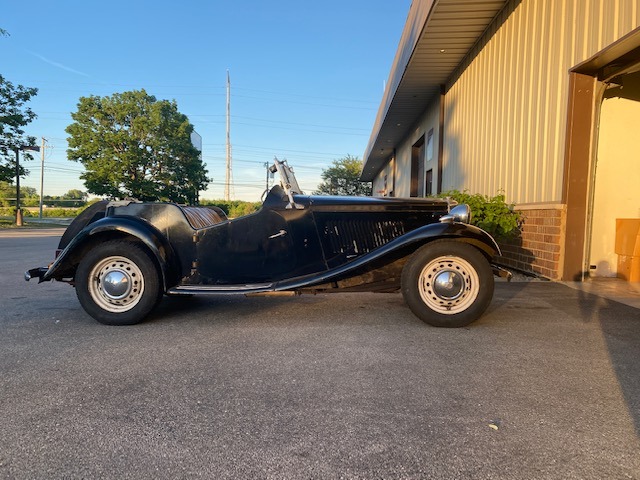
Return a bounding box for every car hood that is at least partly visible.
[303,194,451,213]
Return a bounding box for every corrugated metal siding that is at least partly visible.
[442,0,640,204]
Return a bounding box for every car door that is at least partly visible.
[195,208,296,284]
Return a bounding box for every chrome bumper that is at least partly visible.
[24,267,49,282]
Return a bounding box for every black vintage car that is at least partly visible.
[26,160,510,327]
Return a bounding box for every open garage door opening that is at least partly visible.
[589,70,640,281]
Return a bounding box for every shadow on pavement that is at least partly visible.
[493,282,640,439]
[575,287,640,438]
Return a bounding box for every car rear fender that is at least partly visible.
[42,216,178,289]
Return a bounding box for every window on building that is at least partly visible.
[389,155,395,197]
[410,135,425,197]
[426,169,433,196]
[426,128,434,163]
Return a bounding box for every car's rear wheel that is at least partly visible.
[401,241,494,327]
[75,240,162,325]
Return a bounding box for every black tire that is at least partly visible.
[75,240,163,325]
[401,241,494,327]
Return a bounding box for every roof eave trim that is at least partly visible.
[361,0,437,180]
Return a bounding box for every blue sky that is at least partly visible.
[1,0,411,201]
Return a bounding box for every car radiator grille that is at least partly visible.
[322,220,406,255]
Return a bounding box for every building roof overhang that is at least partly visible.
[361,0,510,181]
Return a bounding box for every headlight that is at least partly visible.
[439,204,472,224]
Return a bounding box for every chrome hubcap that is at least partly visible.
[418,255,480,314]
[102,270,131,300]
[88,256,145,313]
[433,270,465,301]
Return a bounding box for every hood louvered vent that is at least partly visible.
[323,220,406,255]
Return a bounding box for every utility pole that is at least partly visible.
[15,148,21,225]
[224,70,233,201]
[39,137,46,219]
[14,144,40,226]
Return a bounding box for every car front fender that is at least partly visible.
[41,216,178,288]
[322,220,501,267]
[399,221,501,258]
[276,221,501,291]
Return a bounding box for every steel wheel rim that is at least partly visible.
[418,255,480,314]
[88,256,145,313]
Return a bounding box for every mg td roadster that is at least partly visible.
[26,160,510,327]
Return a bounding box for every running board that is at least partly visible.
[492,264,513,282]
[168,283,275,295]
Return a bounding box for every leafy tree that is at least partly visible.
[66,89,209,203]
[60,189,88,207]
[315,155,371,196]
[0,181,38,206]
[21,185,37,197]
[0,180,14,206]
[1,24,39,183]
[0,74,39,183]
[62,189,87,201]
[20,186,39,207]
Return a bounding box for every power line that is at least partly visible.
[231,115,369,132]
[34,112,370,133]
[233,85,376,105]
[202,143,347,157]
[202,157,325,174]
[225,121,368,137]
[44,166,84,173]
[9,80,227,90]
[17,79,376,105]
[232,93,375,110]
[186,113,369,132]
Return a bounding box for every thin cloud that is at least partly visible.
[28,51,90,77]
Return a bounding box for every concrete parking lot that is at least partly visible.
[1,229,639,479]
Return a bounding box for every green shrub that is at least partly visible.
[41,208,81,217]
[438,190,522,240]
[200,200,262,218]
[0,207,85,218]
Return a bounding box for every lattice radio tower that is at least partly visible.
[224,70,234,201]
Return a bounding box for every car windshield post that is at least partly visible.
[270,158,304,209]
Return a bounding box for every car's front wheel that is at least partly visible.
[401,241,494,327]
[75,240,162,325]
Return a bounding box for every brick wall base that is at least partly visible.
[496,205,566,280]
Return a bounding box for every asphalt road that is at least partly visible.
[1,230,640,479]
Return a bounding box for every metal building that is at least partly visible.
[362,0,640,281]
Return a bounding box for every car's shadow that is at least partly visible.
[152,291,419,329]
